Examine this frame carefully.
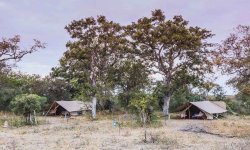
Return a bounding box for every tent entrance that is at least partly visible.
[184,105,206,119]
[46,102,69,116]
[55,105,68,115]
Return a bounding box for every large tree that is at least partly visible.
[55,16,127,118]
[216,25,250,88]
[127,10,214,119]
[217,25,250,114]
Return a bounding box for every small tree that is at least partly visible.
[130,92,156,142]
[10,94,47,125]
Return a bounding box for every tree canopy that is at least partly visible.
[126,9,214,118]
[54,16,127,118]
[0,35,45,71]
[217,25,250,114]
[10,94,47,124]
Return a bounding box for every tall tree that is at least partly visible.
[217,25,250,114]
[216,25,250,88]
[56,16,126,118]
[127,10,214,119]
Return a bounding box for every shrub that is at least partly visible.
[10,94,47,125]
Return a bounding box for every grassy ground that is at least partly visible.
[0,114,250,150]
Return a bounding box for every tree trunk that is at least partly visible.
[163,76,171,122]
[91,51,97,119]
[29,113,33,124]
[91,76,97,119]
[92,95,97,119]
[163,94,171,120]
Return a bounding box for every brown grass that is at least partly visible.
[0,115,250,150]
[204,116,250,138]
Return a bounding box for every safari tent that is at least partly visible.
[178,101,227,120]
[46,100,92,116]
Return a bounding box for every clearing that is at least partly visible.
[0,115,250,150]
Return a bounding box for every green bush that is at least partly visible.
[10,94,47,125]
[130,93,153,125]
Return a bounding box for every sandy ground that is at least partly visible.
[0,115,250,150]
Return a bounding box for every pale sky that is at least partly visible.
[1,0,250,95]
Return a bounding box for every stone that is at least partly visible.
[3,121,8,128]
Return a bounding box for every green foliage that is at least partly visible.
[153,81,206,112]
[10,94,46,116]
[130,94,150,113]
[0,72,71,110]
[0,88,19,110]
[3,11,250,119]
[0,35,45,111]
[234,86,250,114]
[54,15,128,118]
[0,73,24,110]
[129,92,157,125]
[107,60,150,108]
[225,99,239,114]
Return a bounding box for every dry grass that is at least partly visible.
[0,115,250,150]
[204,116,250,138]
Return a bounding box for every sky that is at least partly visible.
[0,0,250,95]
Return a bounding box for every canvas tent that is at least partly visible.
[178,101,227,120]
[46,101,92,116]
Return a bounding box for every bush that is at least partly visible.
[129,92,157,126]
[10,94,47,125]
[225,100,239,114]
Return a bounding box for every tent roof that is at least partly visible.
[190,101,227,114]
[55,101,91,112]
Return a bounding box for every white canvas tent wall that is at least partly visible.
[180,101,227,120]
[46,101,92,116]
